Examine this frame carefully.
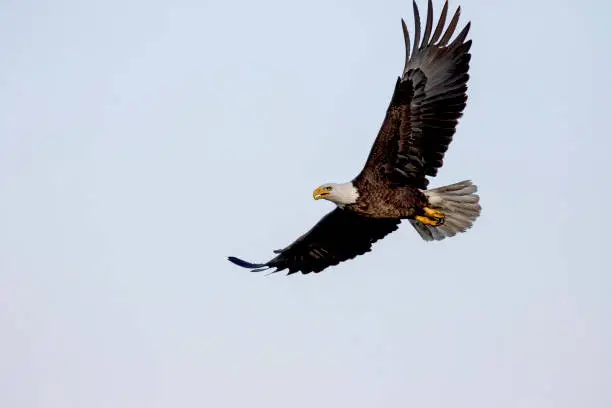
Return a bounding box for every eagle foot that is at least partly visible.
[417,207,445,227]
[424,207,445,220]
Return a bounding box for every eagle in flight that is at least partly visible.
[229,0,481,275]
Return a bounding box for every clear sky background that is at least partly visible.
[1,0,611,407]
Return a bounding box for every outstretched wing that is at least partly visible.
[228,208,400,275]
[356,0,472,189]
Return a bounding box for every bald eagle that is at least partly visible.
[229,0,481,275]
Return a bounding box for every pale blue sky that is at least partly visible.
[1,0,611,407]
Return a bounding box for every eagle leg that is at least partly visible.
[416,207,445,226]
[424,207,445,220]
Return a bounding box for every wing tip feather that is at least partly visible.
[401,18,411,66]
[227,256,267,269]
[451,21,471,46]
[421,0,434,46]
[439,4,461,45]
[411,0,421,55]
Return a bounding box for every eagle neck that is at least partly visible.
[334,182,359,207]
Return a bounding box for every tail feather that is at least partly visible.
[412,180,481,241]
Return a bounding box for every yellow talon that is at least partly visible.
[416,215,442,226]
[424,207,445,220]
[416,207,445,226]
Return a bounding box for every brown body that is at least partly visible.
[349,177,427,219]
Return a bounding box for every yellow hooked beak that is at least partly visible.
[313,187,330,200]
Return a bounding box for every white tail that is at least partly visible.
[411,180,481,241]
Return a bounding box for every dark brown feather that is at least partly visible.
[402,19,411,69]
[429,0,448,45]
[228,209,399,275]
[439,5,461,45]
[422,0,434,46]
[411,1,421,57]
[356,0,471,189]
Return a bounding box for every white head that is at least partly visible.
[312,182,359,206]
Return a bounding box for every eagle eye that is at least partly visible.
[326,186,333,191]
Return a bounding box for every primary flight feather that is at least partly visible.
[229,0,481,275]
